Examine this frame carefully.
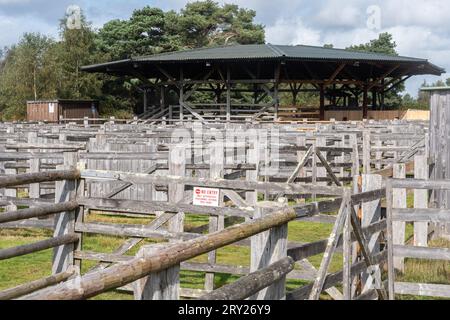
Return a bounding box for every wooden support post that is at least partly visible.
[393,164,406,271]
[250,202,288,300]
[52,152,78,274]
[226,66,231,122]
[362,86,368,119]
[319,84,325,121]
[179,69,184,121]
[134,244,178,300]
[372,88,377,110]
[414,155,428,247]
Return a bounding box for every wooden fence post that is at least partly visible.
[393,164,406,271]
[28,130,40,205]
[52,152,78,274]
[168,145,186,233]
[360,174,382,292]
[134,244,179,300]
[414,155,428,247]
[205,140,224,291]
[350,134,360,177]
[363,131,371,174]
[250,202,288,300]
[5,127,17,211]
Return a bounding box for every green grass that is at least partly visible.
[0,211,447,300]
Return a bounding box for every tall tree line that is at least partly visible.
[0,1,264,120]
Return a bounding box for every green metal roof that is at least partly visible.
[81,44,445,79]
[131,44,432,63]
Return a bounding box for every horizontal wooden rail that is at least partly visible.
[0,169,79,188]
[78,197,254,218]
[80,169,345,196]
[395,282,450,298]
[0,267,77,300]
[200,257,295,300]
[0,234,79,260]
[5,143,86,150]
[22,206,305,300]
[75,222,199,241]
[0,219,54,230]
[390,179,450,190]
[0,202,78,224]
[392,208,450,223]
[393,245,450,261]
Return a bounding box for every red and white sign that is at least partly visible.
[193,187,220,207]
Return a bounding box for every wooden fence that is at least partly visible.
[386,179,450,299]
[0,119,447,300]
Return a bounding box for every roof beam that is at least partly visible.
[367,64,400,91]
[155,65,177,84]
[383,75,413,94]
[325,63,346,86]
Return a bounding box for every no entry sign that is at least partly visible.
[193,187,220,207]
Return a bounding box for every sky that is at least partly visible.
[0,0,449,96]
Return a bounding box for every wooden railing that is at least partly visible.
[386,178,450,299]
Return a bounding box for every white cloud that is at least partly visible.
[266,18,321,46]
[0,0,448,96]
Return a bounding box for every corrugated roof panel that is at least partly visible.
[131,44,429,63]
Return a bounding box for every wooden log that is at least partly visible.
[22,206,299,300]
[0,234,79,260]
[0,169,79,188]
[0,267,77,300]
[0,202,78,224]
[200,257,294,300]
[86,213,173,275]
